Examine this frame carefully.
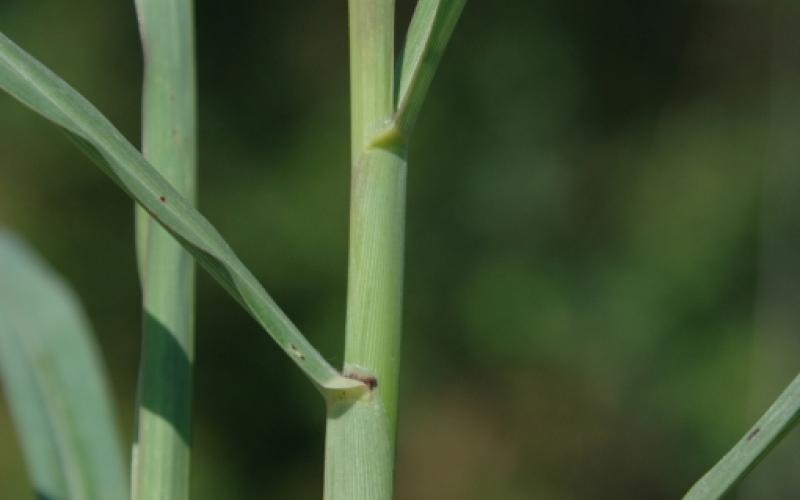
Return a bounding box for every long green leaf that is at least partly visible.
[683,373,800,500]
[392,0,466,139]
[0,31,363,397]
[0,230,128,500]
[130,0,198,499]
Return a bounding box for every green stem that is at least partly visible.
[132,1,196,499]
[324,2,404,499]
[344,144,407,434]
[347,0,396,158]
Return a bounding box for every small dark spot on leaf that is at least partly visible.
[747,427,760,441]
[159,196,166,203]
[290,344,304,360]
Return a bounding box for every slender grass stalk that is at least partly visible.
[325,2,464,498]
[324,2,401,499]
[131,1,196,499]
[345,0,401,435]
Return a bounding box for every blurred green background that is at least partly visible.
[2,1,800,499]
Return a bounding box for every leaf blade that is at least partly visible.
[683,373,800,500]
[0,31,362,396]
[394,0,466,138]
[0,231,128,500]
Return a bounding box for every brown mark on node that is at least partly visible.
[746,427,761,441]
[343,370,378,391]
[159,196,166,203]
[289,344,305,360]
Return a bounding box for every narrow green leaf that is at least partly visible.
[0,230,128,500]
[683,373,800,500]
[130,0,198,498]
[393,0,465,138]
[0,31,363,397]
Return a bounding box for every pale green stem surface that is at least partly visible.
[131,1,196,499]
[325,148,407,500]
[347,0,396,159]
[324,2,402,500]
[344,147,407,434]
[345,0,402,434]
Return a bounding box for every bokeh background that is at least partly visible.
[2,1,800,499]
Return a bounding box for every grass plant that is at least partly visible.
[1,2,799,499]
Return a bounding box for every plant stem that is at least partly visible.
[324,2,405,499]
[132,1,196,499]
[347,0,396,159]
[346,0,405,438]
